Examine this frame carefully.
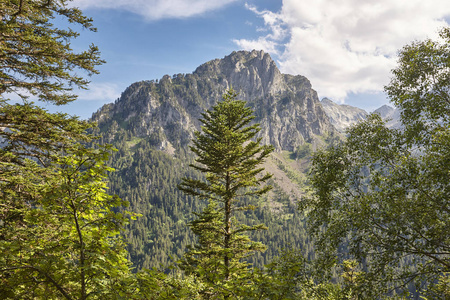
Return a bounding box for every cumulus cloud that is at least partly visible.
[76,82,121,101]
[237,0,450,101]
[234,4,287,55]
[72,0,237,20]
[234,37,280,55]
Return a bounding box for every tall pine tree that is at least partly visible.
[179,89,273,299]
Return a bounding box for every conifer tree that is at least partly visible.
[179,89,273,298]
[0,1,137,298]
[0,0,103,104]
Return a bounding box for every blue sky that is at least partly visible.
[44,0,450,119]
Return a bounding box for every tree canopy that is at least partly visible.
[301,27,450,298]
[0,0,104,104]
[0,1,137,298]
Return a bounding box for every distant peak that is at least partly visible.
[321,98,335,105]
[375,104,394,111]
[374,105,395,119]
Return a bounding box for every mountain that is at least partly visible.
[373,104,394,119]
[94,50,335,152]
[91,50,338,270]
[374,104,402,128]
[320,97,368,131]
[320,99,401,130]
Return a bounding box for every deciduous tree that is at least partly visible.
[301,27,450,298]
[0,1,136,298]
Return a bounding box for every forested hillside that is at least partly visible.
[2,1,448,297]
[91,50,338,270]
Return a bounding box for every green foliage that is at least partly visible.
[385,27,450,145]
[0,1,138,298]
[292,143,313,159]
[421,273,450,300]
[0,102,139,299]
[178,89,274,298]
[0,0,104,104]
[302,27,450,298]
[1,142,134,299]
[245,250,368,300]
[251,249,311,299]
[0,95,141,300]
[130,269,204,300]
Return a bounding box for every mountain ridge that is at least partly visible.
[320,97,368,131]
[91,50,335,270]
[92,50,336,153]
[320,98,400,130]
[90,50,396,270]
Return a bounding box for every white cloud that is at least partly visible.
[72,0,237,20]
[234,3,287,54]
[237,0,450,101]
[234,37,280,55]
[76,82,121,101]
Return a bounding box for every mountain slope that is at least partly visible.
[93,50,335,152]
[374,104,402,128]
[91,50,337,270]
[320,98,368,131]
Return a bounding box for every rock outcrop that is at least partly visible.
[93,50,336,152]
[320,98,368,131]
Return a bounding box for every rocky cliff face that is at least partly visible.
[320,98,368,131]
[92,50,335,152]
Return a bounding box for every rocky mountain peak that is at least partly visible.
[93,50,336,152]
[373,104,395,119]
[194,50,284,100]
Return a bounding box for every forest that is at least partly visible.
[0,1,449,299]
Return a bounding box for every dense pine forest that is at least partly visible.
[91,78,318,271]
[1,1,449,299]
